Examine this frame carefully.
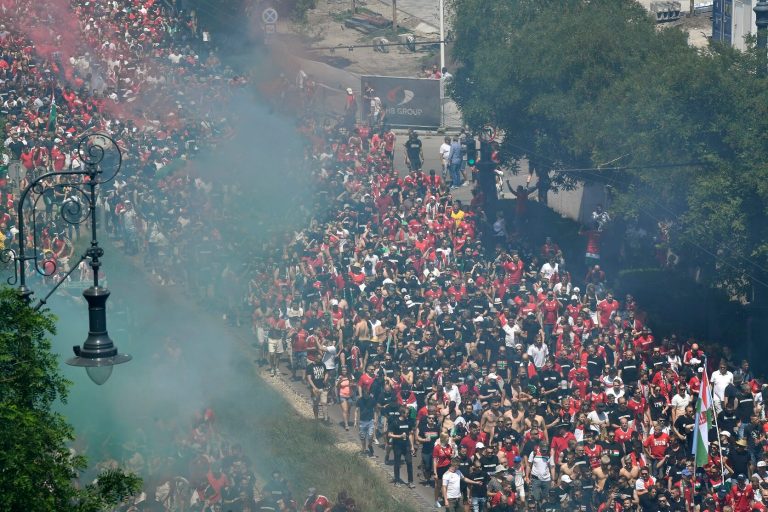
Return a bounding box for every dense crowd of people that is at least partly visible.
[2,2,768,512]
[246,79,768,512]
[0,1,356,511]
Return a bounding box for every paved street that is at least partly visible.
[391,132,603,224]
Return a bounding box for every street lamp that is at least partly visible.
[756,0,768,50]
[1,133,131,385]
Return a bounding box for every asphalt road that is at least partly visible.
[390,132,597,223]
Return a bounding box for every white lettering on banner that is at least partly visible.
[385,107,424,116]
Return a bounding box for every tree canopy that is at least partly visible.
[449,0,768,295]
[0,287,141,512]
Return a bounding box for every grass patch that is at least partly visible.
[216,362,418,512]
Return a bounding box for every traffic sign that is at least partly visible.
[264,23,276,34]
[262,7,279,24]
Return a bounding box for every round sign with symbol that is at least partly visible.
[262,7,279,24]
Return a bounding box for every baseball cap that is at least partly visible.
[758,461,767,468]
[513,456,522,463]
[560,475,572,483]
[475,442,485,449]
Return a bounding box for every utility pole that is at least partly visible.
[439,0,445,72]
[392,0,397,32]
[690,0,694,15]
[351,0,356,14]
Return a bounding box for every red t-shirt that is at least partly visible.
[433,444,453,468]
[540,299,559,325]
[643,432,670,460]
[358,373,375,394]
[597,299,619,326]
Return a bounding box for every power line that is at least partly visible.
[554,162,706,172]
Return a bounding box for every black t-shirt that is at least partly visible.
[540,369,560,392]
[736,392,754,421]
[619,358,639,383]
[729,448,751,477]
[357,394,376,421]
[418,417,440,454]
[609,406,634,427]
[586,355,604,379]
[388,415,414,445]
[718,409,739,433]
[307,362,327,388]
[674,415,694,442]
[648,394,667,421]
[405,138,422,161]
[478,454,499,480]
[639,493,659,512]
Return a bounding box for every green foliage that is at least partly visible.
[290,0,317,22]
[0,287,141,511]
[449,0,768,294]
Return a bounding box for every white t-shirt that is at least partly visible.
[711,370,734,400]
[671,392,691,414]
[527,450,554,481]
[527,343,549,369]
[586,410,609,432]
[322,346,338,370]
[439,142,451,165]
[502,323,522,348]
[442,470,463,499]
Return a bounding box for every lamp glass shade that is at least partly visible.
[86,365,113,385]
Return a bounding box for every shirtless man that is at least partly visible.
[481,399,502,443]
[354,312,372,369]
[618,455,640,481]
[559,451,579,479]
[506,403,526,433]
[593,455,611,493]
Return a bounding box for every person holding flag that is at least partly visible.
[693,365,712,467]
[692,361,727,490]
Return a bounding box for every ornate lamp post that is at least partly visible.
[1,133,131,385]
[756,1,768,50]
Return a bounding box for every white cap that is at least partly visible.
[560,475,572,483]
[346,87,353,94]
[720,431,731,438]
[330,299,339,306]
[758,461,767,468]
[475,442,485,449]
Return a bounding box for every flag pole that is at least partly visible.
[703,357,727,487]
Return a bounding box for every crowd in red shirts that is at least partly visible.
[243,99,768,512]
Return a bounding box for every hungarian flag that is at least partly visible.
[692,368,713,467]
[48,92,57,131]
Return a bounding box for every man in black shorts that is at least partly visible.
[388,406,416,488]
